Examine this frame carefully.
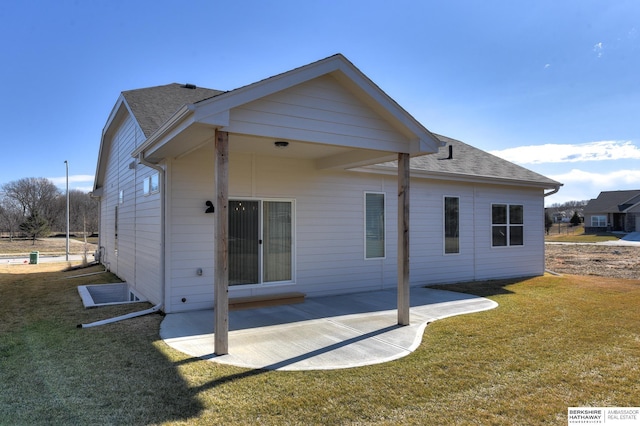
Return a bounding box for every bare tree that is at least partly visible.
[1,178,61,228]
[68,190,99,235]
[0,196,25,240]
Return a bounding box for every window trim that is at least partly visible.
[227,197,296,288]
[364,192,386,260]
[591,215,607,227]
[143,173,160,196]
[443,195,460,255]
[491,203,524,248]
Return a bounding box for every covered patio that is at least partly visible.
[130,55,445,355]
[160,287,497,371]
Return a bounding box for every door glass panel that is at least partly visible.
[229,200,259,285]
[263,201,292,282]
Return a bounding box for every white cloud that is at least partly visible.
[549,168,640,186]
[544,168,640,205]
[593,41,604,58]
[48,174,95,186]
[489,140,640,165]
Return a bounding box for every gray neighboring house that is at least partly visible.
[583,190,640,233]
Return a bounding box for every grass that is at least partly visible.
[0,237,97,256]
[545,224,621,243]
[1,264,639,425]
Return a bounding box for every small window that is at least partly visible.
[143,177,150,195]
[492,204,524,247]
[150,173,159,193]
[444,197,459,254]
[143,173,160,196]
[591,215,607,227]
[119,190,124,204]
[365,192,385,259]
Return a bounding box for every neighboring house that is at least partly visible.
[583,190,640,233]
[92,54,562,317]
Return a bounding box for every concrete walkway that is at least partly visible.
[160,287,497,371]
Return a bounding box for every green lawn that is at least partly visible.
[1,263,638,425]
[545,224,621,243]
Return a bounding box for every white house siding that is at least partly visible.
[99,114,137,278]
[165,148,216,312]
[97,114,162,305]
[226,74,410,151]
[471,185,545,280]
[132,165,162,304]
[165,147,547,313]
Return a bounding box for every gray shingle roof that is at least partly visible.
[122,83,223,137]
[584,190,640,213]
[376,134,561,188]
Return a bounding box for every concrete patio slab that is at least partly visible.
[160,286,498,371]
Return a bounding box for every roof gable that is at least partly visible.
[133,54,443,162]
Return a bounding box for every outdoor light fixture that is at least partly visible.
[205,200,214,213]
[274,141,289,149]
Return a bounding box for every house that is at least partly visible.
[583,190,640,233]
[92,54,561,352]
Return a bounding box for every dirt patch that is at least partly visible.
[546,244,640,280]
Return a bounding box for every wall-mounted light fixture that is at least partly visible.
[274,141,289,149]
[205,200,214,213]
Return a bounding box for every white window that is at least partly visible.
[444,197,459,254]
[150,173,159,193]
[591,215,607,227]
[143,173,160,196]
[492,204,524,247]
[119,190,124,204]
[365,192,385,259]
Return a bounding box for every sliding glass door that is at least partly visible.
[228,199,292,285]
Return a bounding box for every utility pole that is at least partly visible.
[64,160,69,261]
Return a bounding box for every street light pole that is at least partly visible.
[64,160,69,261]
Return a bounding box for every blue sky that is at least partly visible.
[0,0,638,205]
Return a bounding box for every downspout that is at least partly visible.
[77,304,162,328]
[78,153,166,329]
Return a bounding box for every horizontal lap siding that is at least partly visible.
[228,75,407,150]
[408,182,477,285]
[100,116,136,278]
[473,186,545,280]
[98,114,162,305]
[166,149,547,312]
[167,147,215,312]
[134,184,162,303]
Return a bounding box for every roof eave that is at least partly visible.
[94,95,139,193]
[355,165,563,190]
